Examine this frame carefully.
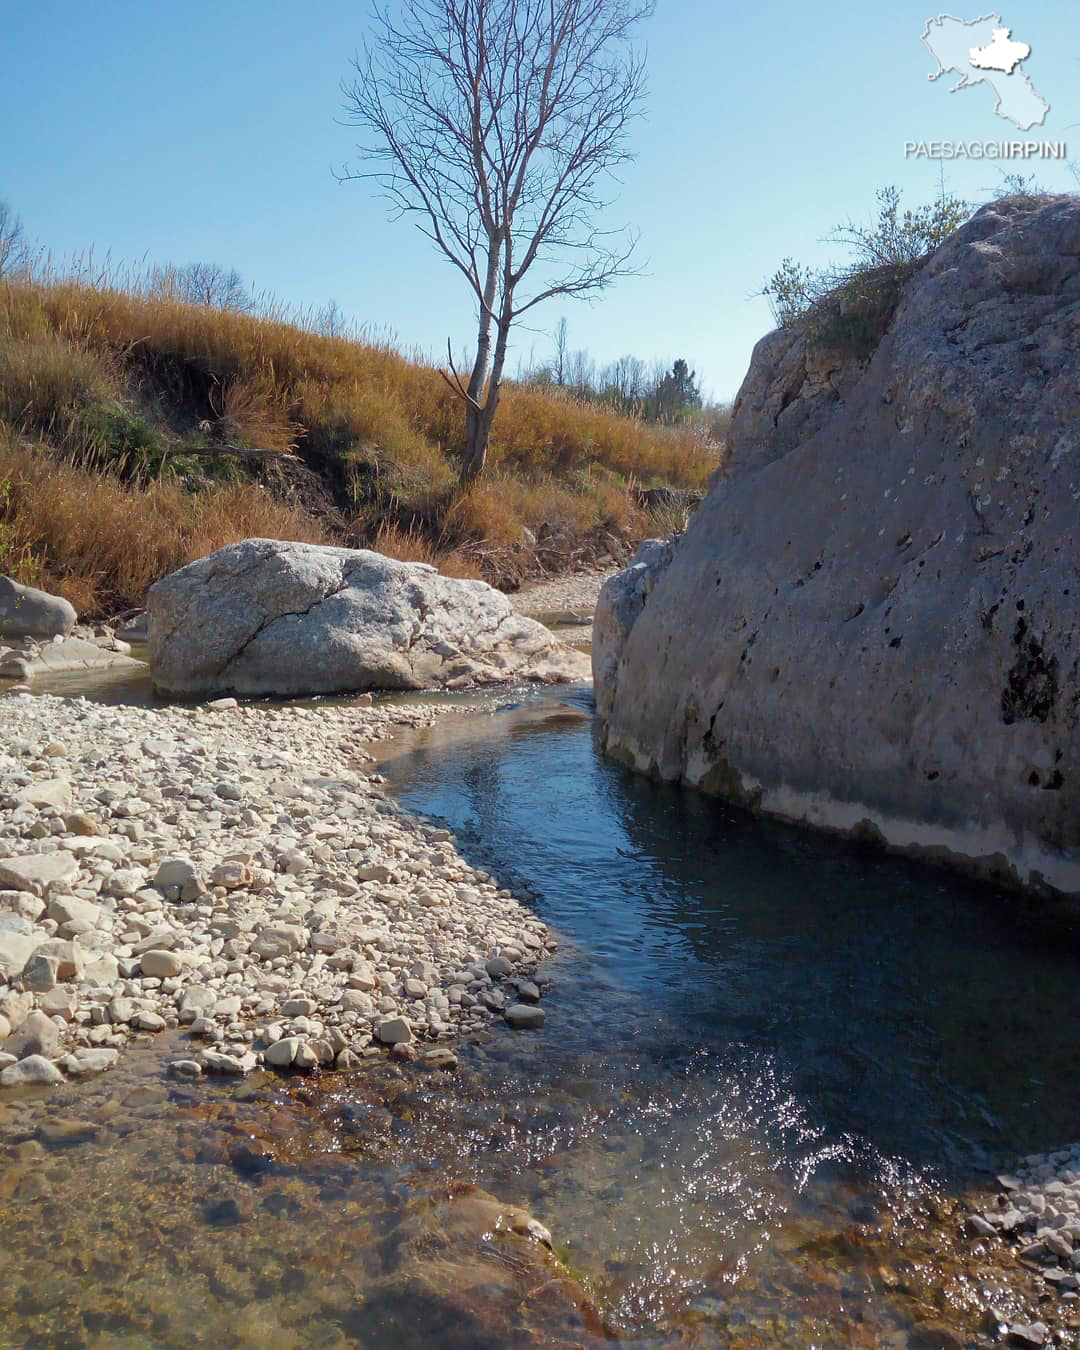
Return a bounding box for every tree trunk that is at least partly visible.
[461,403,492,484]
[459,238,502,485]
[460,311,512,486]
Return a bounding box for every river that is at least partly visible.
[1,675,1077,1345]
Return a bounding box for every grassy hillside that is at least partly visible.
[0,272,720,618]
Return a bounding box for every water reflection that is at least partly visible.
[1,683,1075,1345]
[379,687,1080,1177]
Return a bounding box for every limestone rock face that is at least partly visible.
[148,539,589,696]
[0,576,76,640]
[593,537,680,721]
[597,197,1080,898]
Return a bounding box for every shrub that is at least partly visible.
[78,401,168,473]
[762,186,970,357]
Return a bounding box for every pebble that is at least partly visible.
[0,1054,64,1086]
[376,1017,413,1046]
[265,1037,300,1067]
[966,1142,1080,1341]
[140,949,184,978]
[60,1047,119,1076]
[0,693,554,1091]
[36,1118,99,1145]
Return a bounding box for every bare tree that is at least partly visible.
[0,200,26,278]
[150,261,252,311]
[342,0,653,483]
[565,345,595,394]
[553,315,569,387]
[600,352,645,408]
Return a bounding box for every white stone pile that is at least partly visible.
[0,621,143,684]
[0,692,552,1087]
[965,1144,1080,1342]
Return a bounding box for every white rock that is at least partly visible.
[250,925,306,960]
[47,894,101,934]
[21,952,59,992]
[61,1047,119,1076]
[0,577,76,640]
[375,1017,412,1045]
[209,861,251,890]
[0,852,78,897]
[16,779,73,810]
[7,1009,62,1058]
[33,938,84,982]
[199,1048,255,1075]
[0,1054,64,1086]
[0,932,44,978]
[292,1040,319,1070]
[147,539,590,697]
[152,858,203,900]
[140,949,184,978]
[265,1036,300,1067]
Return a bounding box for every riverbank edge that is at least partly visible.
[0,688,557,1094]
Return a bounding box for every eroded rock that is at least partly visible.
[597,197,1080,900]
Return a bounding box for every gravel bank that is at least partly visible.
[963,1146,1080,1345]
[509,569,615,620]
[0,692,553,1089]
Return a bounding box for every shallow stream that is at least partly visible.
[2,677,1078,1345]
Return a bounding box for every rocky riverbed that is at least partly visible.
[0,692,553,1090]
[958,1146,1080,1346]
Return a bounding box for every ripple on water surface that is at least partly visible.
[1,684,1077,1346]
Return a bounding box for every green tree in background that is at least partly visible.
[650,359,701,423]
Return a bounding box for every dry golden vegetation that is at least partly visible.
[0,270,721,617]
[0,441,330,618]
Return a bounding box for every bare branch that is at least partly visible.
[339,0,653,481]
[442,336,484,408]
[0,200,27,279]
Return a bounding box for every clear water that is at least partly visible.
[2,679,1077,1346]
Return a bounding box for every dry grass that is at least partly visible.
[0,270,723,615]
[445,472,643,550]
[371,522,482,580]
[1,274,717,489]
[0,440,330,616]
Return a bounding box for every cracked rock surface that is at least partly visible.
[148,539,589,696]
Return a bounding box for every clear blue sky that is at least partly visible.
[4,1,1077,401]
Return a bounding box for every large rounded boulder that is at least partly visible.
[0,576,76,640]
[148,539,588,696]
[595,196,1080,899]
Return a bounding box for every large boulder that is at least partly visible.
[596,196,1080,899]
[147,539,589,696]
[0,576,76,640]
